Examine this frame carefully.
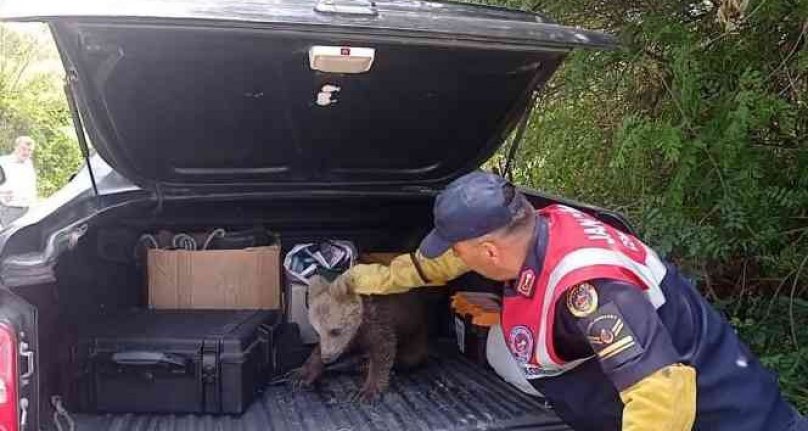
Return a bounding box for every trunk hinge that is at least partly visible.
[501,94,537,182]
[63,71,99,196]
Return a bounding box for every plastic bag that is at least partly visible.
[283,241,357,285]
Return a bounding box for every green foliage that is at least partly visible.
[0,24,82,198]
[484,0,807,412]
[488,0,806,283]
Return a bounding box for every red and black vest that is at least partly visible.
[501,204,668,379]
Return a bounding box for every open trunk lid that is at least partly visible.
[1,0,614,193]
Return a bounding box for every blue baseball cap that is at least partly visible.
[419,171,530,258]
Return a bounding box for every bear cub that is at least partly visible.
[292,275,429,402]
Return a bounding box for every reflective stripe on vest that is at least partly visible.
[534,244,668,370]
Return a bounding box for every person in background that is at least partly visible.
[0,136,37,226]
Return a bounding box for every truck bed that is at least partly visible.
[73,350,570,431]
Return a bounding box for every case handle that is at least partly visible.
[112,351,187,368]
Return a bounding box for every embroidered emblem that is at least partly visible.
[508,325,534,364]
[581,304,643,363]
[586,314,624,347]
[567,283,598,317]
[516,269,536,297]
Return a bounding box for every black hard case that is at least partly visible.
[77,310,278,414]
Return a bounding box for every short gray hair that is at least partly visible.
[14,136,35,148]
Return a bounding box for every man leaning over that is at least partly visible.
[333,171,806,431]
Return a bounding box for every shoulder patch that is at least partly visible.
[579,302,644,366]
[567,283,598,317]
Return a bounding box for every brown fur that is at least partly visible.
[292,276,428,402]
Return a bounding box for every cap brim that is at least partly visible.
[419,229,453,259]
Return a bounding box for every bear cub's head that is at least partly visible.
[307,275,363,363]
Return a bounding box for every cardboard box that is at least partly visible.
[148,245,281,310]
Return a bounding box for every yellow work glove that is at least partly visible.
[619,363,697,431]
[338,250,470,295]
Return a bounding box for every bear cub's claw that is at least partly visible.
[288,366,321,390]
[352,385,383,404]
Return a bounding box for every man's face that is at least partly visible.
[14,143,34,161]
[452,239,517,281]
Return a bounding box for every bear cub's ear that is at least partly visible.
[309,273,357,302]
[329,273,354,300]
[308,275,331,298]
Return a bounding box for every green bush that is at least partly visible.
[0,24,83,198]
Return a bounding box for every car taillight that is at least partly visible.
[0,322,18,431]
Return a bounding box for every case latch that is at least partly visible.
[201,340,220,413]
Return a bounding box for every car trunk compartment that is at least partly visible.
[12,196,568,430]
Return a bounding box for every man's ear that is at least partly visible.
[480,240,499,261]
